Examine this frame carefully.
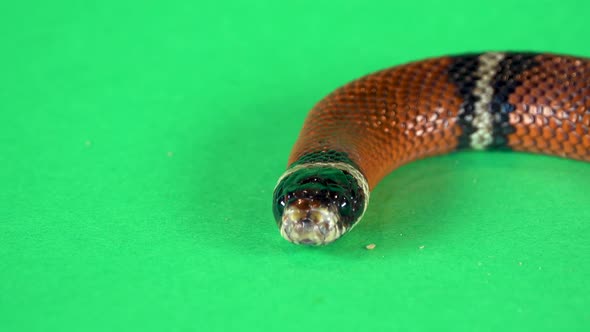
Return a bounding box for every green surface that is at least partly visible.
[1,1,589,331]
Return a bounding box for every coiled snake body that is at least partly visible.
[273,52,590,245]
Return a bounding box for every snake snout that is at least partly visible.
[279,198,342,245]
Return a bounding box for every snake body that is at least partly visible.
[273,52,590,245]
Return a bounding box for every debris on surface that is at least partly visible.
[419,245,425,250]
[365,243,376,250]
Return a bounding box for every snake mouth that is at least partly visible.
[279,199,343,245]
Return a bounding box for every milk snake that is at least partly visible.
[272,52,590,245]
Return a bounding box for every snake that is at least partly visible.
[272,52,590,246]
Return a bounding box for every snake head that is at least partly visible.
[272,164,368,245]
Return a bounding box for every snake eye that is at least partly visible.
[338,199,352,217]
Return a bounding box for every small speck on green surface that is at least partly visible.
[1,1,589,331]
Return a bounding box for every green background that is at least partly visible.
[1,0,589,331]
